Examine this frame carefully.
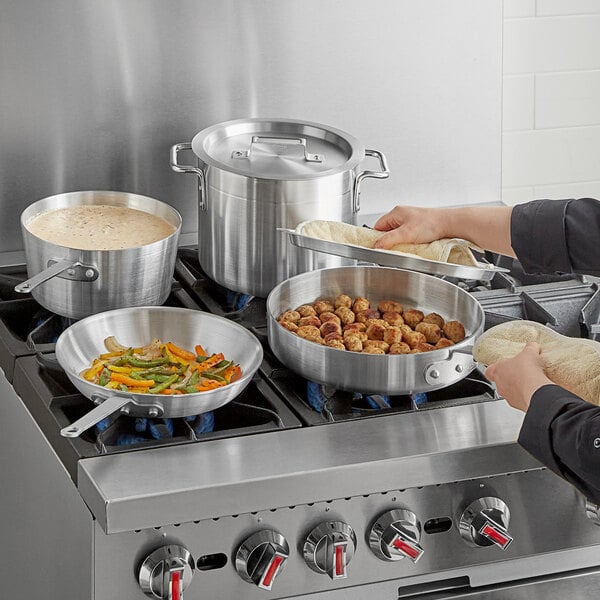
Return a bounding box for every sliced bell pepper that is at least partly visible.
[110,373,155,387]
[166,342,196,362]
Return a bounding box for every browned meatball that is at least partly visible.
[324,332,343,344]
[343,329,368,342]
[415,322,443,344]
[296,325,322,342]
[403,309,425,329]
[365,318,388,329]
[335,306,356,325]
[279,309,301,323]
[377,300,403,314]
[355,309,381,323]
[352,297,370,313]
[423,312,445,328]
[383,326,403,345]
[313,299,335,315]
[278,319,299,333]
[415,341,435,353]
[325,339,346,350]
[389,342,411,354]
[296,304,317,318]
[443,321,466,343]
[320,320,342,338]
[362,345,386,355]
[363,340,390,353]
[399,324,414,337]
[343,322,366,334]
[403,330,427,349]
[344,335,363,352]
[334,294,353,309]
[366,322,387,341]
[382,311,404,327]
[319,312,341,325]
[298,315,321,328]
[435,337,455,349]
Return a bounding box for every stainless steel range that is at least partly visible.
[2,250,600,600]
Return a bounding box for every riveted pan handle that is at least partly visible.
[170,142,208,211]
[424,346,476,386]
[15,259,98,294]
[353,149,390,213]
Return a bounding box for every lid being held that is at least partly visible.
[190,117,365,180]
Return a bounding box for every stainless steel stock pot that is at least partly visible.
[266,266,485,395]
[171,117,389,297]
[15,191,181,319]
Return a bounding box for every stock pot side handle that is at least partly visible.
[353,149,390,213]
[170,143,208,210]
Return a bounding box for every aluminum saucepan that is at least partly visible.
[56,306,263,438]
[266,266,485,395]
[15,191,182,319]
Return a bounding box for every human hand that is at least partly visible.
[372,206,448,249]
[484,342,553,412]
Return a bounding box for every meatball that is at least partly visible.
[278,319,298,333]
[296,304,317,318]
[415,322,443,344]
[279,309,301,323]
[403,309,425,329]
[382,311,404,327]
[423,312,445,328]
[355,309,381,323]
[324,332,343,345]
[335,306,356,325]
[343,329,368,342]
[365,318,388,329]
[389,342,411,354]
[298,315,321,328]
[319,311,341,325]
[443,321,466,343]
[435,337,455,349]
[377,300,403,314]
[313,299,335,315]
[320,320,342,338]
[362,345,386,355]
[296,325,322,343]
[334,294,353,309]
[325,339,346,350]
[352,297,370,313]
[383,326,403,345]
[365,322,387,341]
[415,341,435,353]
[344,335,364,352]
[403,330,427,349]
[363,340,390,353]
[343,322,366,334]
[399,324,414,337]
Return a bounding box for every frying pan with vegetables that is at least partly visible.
[56,306,263,438]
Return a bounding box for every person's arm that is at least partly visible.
[373,205,516,256]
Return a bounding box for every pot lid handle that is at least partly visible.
[231,136,323,163]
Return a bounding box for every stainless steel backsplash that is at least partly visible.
[0,0,502,255]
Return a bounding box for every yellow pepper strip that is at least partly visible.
[164,346,189,366]
[195,353,225,374]
[195,344,207,357]
[110,373,155,387]
[99,351,125,360]
[222,364,242,383]
[107,365,132,374]
[128,387,153,394]
[83,361,106,381]
[166,342,196,362]
[105,381,121,390]
[195,379,226,392]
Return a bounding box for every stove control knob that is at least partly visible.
[303,521,357,580]
[368,509,425,563]
[459,497,513,550]
[138,544,194,599]
[235,530,289,590]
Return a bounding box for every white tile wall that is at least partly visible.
[502,1,600,203]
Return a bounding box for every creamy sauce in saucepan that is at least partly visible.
[26,205,176,250]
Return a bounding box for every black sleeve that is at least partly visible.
[518,384,600,503]
[510,197,600,276]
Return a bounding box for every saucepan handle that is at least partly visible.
[14,259,97,294]
[60,395,133,438]
[424,346,476,386]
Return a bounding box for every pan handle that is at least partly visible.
[14,259,97,294]
[60,395,134,438]
[170,142,208,211]
[423,347,476,386]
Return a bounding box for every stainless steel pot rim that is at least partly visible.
[56,306,263,398]
[190,117,365,180]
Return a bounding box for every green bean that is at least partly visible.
[148,374,179,394]
[98,368,111,387]
[201,372,226,383]
[124,355,169,368]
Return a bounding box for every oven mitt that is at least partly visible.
[473,320,600,406]
[298,220,481,267]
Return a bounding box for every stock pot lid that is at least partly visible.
[191,118,365,180]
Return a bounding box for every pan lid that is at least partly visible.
[190,117,365,180]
